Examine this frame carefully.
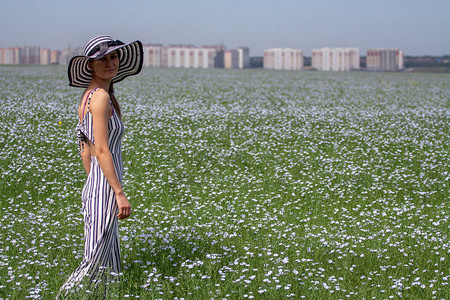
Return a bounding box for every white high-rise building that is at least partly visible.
[312,47,359,71]
[0,48,22,65]
[40,48,51,65]
[143,44,163,67]
[263,48,303,70]
[1,48,16,64]
[143,45,224,69]
[366,48,404,71]
[237,47,250,69]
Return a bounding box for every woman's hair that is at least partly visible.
[109,81,122,119]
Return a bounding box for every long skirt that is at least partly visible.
[58,157,121,297]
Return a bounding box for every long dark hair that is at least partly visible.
[109,81,121,119]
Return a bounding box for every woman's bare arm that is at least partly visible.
[90,89,131,219]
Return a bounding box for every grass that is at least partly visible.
[0,66,448,299]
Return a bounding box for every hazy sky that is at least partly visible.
[1,0,449,56]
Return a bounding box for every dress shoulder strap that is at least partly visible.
[82,88,100,117]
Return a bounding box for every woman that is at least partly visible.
[59,35,143,295]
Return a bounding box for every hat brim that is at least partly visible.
[68,40,143,88]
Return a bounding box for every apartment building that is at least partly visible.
[0,46,78,65]
[50,50,61,65]
[143,44,164,67]
[0,48,20,64]
[224,49,239,69]
[0,46,38,65]
[366,48,404,71]
[57,47,83,65]
[237,47,250,69]
[169,45,225,69]
[223,47,250,69]
[20,46,40,65]
[40,48,51,65]
[263,48,303,70]
[142,44,225,69]
[311,47,359,71]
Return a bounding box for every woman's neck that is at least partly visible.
[89,77,111,92]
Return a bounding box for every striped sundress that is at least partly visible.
[59,88,124,295]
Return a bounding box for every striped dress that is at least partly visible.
[59,88,124,295]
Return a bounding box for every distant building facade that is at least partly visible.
[40,48,51,65]
[366,48,404,71]
[263,48,303,70]
[224,47,250,69]
[50,50,61,64]
[1,48,20,64]
[142,44,225,69]
[1,46,39,65]
[58,47,82,65]
[224,49,239,69]
[1,43,226,68]
[312,47,359,71]
[21,46,40,64]
[237,47,250,69]
[143,44,163,67]
[0,45,78,65]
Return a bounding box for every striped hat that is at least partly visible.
[68,35,143,88]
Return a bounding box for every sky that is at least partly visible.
[1,0,449,56]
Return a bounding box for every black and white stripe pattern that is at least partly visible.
[83,35,115,57]
[68,35,143,88]
[59,89,125,295]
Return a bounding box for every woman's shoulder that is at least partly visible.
[90,88,110,104]
[89,88,111,114]
[79,87,108,104]
[91,88,109,98]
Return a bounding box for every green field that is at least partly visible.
[0,66,448,299]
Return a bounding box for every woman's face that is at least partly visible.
[90,51,120,81]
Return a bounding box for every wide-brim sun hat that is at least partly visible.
[68,35,143,88]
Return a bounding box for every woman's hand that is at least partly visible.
[116,191,131,219]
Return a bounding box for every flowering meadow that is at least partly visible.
[0,65,448,299]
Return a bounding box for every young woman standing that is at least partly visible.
[59,35,143,296]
